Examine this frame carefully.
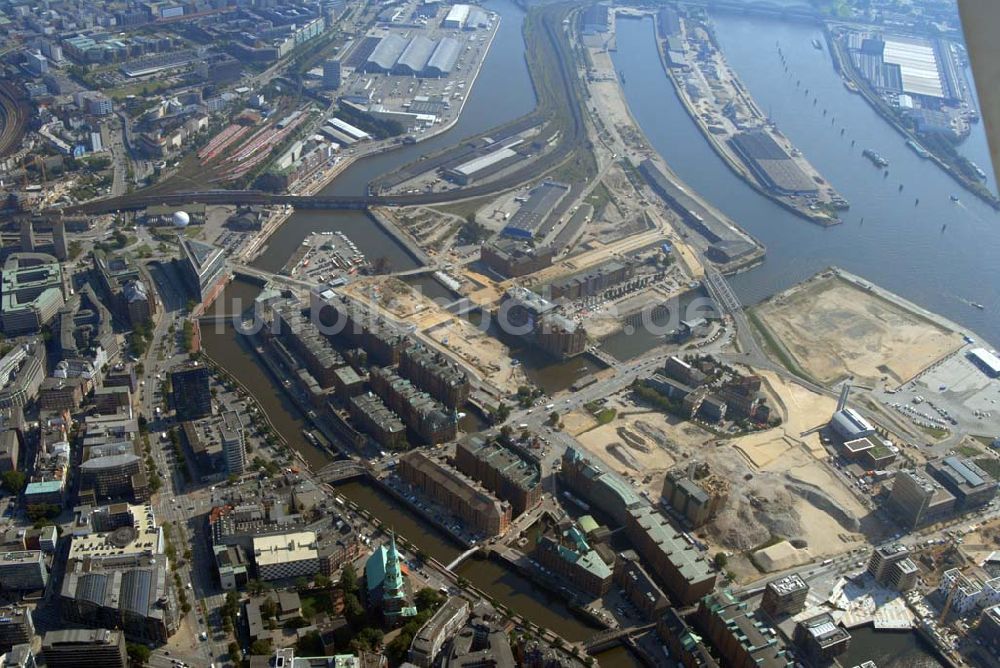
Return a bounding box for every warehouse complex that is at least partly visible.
[847,33,961,102]
[502,181,570,239]
[364,35,461,78]
[729,131,818,195]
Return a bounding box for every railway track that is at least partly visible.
[0,79,29,159]
[57,3,590,217]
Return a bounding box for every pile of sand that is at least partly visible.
[710,476,802,551]
[752,540,814,573]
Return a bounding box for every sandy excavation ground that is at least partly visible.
[567,364,883,576]
[424,316,527,395]
[343,277,441,322]
[570,404,715,496]
[755,272,962,387]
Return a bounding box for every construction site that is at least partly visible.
[752,268,964,388]
[560,359,879,582]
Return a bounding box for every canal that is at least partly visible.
[611,14,1000,347]
[201,278,334,471]
[201,287,620,651]
[333,480,605,644]
[840,626,944,668]
[251,0,537,274]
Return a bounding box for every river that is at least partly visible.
[612,14,1000,348]
[611,12,970,664]
[201,6,990,663]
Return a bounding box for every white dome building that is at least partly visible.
[172,210,190,227]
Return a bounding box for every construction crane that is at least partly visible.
[21,154,46,187]
[940,577,960,623]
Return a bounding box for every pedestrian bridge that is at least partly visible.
[582,623,655,653]
[445,547,480,571]
[316,460,369,483]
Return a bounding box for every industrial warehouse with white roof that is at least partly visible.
[364,35,462,77]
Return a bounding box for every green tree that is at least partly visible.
[1,470,25,494]
[414,587,444,612]
[343,593,365,627]
[713,552,728,569]
[297,630,324,656]
[250,638,273,656]
[260,596,277,620]
[126,643,151,665]
[340,563,359,595]
[352,627,384,652]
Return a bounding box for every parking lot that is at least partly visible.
[874,345,1000,438]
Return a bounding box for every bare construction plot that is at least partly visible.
[754,270,963,387]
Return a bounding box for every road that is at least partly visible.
[106,119,128,197]
[139,259,231,668]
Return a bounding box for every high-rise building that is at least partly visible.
[1,254,64,335]
[978,605,1000,657]
[51,220,67,261]
[886,469,955,528]
[18,222,32,253]
[252,532,319,581]
[323,59,341,89]
[927,457,998,511]
[0,552,47,591]
[792,613,851,665]
[170,363,211,421]
[409,597,470,667]
[761,574,809,618]
[0,607,33,654]
[26,52,48,76]
[221,410,247,475]
[41,629,127,668]
[79,441,147,503]
[867,544,919,591]
[0,431,18,473]
[177,238,226,305]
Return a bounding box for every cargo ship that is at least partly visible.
[862,149,889,168]
[906,139,930,159]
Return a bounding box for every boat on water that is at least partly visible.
[971,162,987,180]
[906,139,930,159]
[843,80,859,93]
[951,194,960,202]
[619,70,626,84]
[862,149,889,168]
[973,303,985,310]
[812,38,823,50]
